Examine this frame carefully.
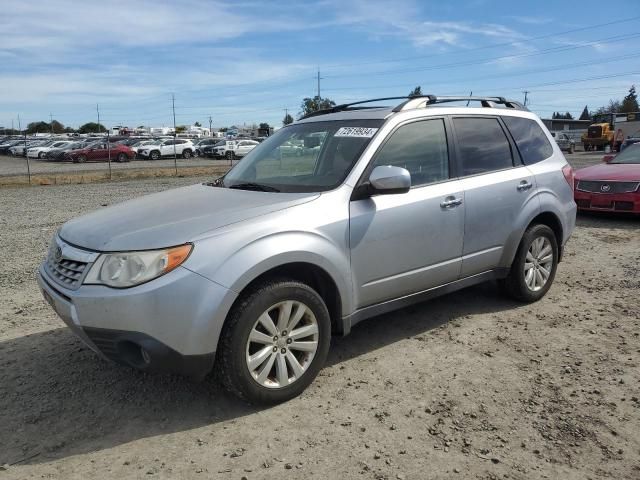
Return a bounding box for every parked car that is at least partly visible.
[38,95,576,404]
[573,143,640,213]
[211,139,238,159]
[45,142,85,161]
[550,132,575,154]
[138,139,194,160]
[130,140,161,157]
[9,140,48,157]
[0,139,24,155]
[193,138,219,157]
[64,141,134,163]
[27,140,76,159]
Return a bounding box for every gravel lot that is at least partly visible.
[0,156,638,479]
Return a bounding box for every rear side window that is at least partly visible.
[503,116,553,165]
[453,118,513,176]
[371,119,449,187]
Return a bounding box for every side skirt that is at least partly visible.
[340,269,509,336]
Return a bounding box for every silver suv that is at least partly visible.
[39,95,576,404]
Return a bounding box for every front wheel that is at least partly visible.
[117,153,128,163]
[74,154,87,163]
[501,224,558,302]
[38,152,45,159]
[150,150,160,161]
[217,279,331,405]
[182,149,192,159]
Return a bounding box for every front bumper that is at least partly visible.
[574,190,640,213]
[38,262,237,378]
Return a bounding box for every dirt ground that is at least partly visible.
[0,169,639,479]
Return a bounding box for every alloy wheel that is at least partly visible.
[524,236,553,292]
[245,300,319,389]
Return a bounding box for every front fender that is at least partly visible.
[186,230,353,316]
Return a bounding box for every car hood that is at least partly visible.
[60,184,319,251]
[575,163,640,182]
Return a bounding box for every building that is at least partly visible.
[541,118,591,131]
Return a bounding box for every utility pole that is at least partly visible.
[316,68,322,99]
[18,114,31,184]
[49,113,54,134]
[522,91,529,107]
[209,115,212,136]
[96,104,101,134]
[172,93,177,175]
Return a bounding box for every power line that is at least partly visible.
[322,15,640,70]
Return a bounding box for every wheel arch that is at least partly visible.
[228,261,345,336]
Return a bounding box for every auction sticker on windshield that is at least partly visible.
[334,127,378,138]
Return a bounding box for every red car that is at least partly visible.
[574,144,640,213]
[64,141,134,163]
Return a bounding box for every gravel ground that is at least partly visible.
[0,164,639,479]
[0,155,233,177]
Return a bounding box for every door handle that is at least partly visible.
[440,196,463,208]
[517,180,533,191]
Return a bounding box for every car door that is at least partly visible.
[89,143,106,161]
[451,116,538,277]
[349,118,465,308]
[160,140,173,156]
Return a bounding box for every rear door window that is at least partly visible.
[503,116,553,165]
[453,117,514,176]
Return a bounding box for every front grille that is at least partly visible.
[576,199,591,208]
[45,255,88,290]
[577,180,639,194]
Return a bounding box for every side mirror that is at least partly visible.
[369,165,411,195]
[602,154,615,163]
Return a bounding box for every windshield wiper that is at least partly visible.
[228,182,280,192]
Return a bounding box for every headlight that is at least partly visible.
[84,244,192,288]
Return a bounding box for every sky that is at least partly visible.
[1,0,639,130]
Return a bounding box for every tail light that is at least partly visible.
[562,164,574,188]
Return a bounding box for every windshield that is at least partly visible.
[611,144,640,164]
[221,120,383,192]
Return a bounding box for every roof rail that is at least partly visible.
[394,95,528,111]
[299,96,414,120]
[299,94,528,120]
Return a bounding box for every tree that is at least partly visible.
[299,96,336,117]
[259,122,270,129]
[283,112,294,125]
[78,122,106,134]
[593,99,622,116]
[579,105,591,120]
[219,127,228,132]
[408,86,422,97]
[620,85,639,113]
[26,121,50,134]
[194,121,202,127]
[50,120,65,134]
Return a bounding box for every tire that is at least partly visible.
[150,150,160,161]
[75,154,87,163]
[226,151,234,161]
[501,224,558,303]
[38,152,44,159]
[182,149,192,159]
[568,145,574,154]
[217,279,331,405]
[117,153,128,163]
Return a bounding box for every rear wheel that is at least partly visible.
[117,153,128,163]
[38,151,45,159]
[217,279,331,405]
[502,224,558,302]
[74,154,87,163]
